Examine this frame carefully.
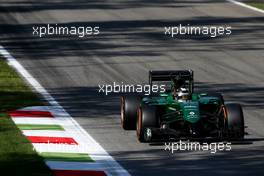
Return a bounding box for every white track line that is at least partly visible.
[227,0,264,14]
[0,45,130,176]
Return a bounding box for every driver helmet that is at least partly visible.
[177,88,189,100]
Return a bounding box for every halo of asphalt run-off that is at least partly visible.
[0,0,264,176]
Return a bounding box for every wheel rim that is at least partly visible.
[137,108,142,139]
[121,97,125,126]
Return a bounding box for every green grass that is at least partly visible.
[17,124,65,131]
[0,59,52,176]
[39,152,94,162]
[247,1,264,10]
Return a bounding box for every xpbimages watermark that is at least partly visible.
[98,82,166,95]
[32,141,90,153]
[164,140,232,154]
[164,24,232,38]
[32,24,100,38]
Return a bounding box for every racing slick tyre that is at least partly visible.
[121,96,141,130]
[137,105,159,142]
[225,103,245,140]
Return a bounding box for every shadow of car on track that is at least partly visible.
[108,144,264,176]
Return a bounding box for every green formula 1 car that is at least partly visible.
[120,70,245,142]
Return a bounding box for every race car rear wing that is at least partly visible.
[149,70,193,82]
[149,70,194,93]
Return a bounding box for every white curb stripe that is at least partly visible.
[33,144,90,154]
[0,46,130,176]
[20,106,57,111]
[227,0,264,14]
[33,143,116,156]
[46,162,113,176]
[12,118,60,125]
[22,130,72,137]
[46,161,125,176]
[46,161,111,171]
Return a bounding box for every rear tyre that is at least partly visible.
[225,103,245,140]
[137,105,158,142]
[120,96,141,130]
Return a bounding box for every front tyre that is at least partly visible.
[137,105,158,142]
[225,103,245,140]
[121,96,141,130]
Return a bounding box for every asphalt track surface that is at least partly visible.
[0,0,264,175]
